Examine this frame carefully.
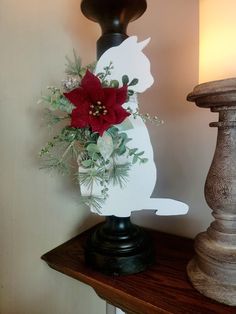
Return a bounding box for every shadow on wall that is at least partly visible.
[65,0,100,62]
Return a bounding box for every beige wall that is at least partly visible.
[0,1,213,313]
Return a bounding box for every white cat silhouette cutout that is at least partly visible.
[80,36,189,217]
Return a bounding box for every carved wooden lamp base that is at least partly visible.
[188,255,236,306]
[187,78,236,305]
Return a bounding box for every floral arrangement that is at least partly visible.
[39,51,162,212]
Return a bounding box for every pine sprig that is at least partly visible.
[40,155,69,175]
[40,139,76,175]
[65,50,97,78]
[78,168,105,190]
[109,163,131,188]
[65,49,83,76]
[79,195,104,214]
[44,109,70,127]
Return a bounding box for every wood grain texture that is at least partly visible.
[187,78,236,305]
[42,227,235,314]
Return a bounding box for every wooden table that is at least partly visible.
[42,228,235,314]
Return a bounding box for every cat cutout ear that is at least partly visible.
[95,36,154,93]
[137,37,150,51]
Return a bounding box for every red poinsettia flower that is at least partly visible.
[64,70,130,136]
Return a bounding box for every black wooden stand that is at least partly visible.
[81,0,154,275]
[81,0,147,57]
[85,216,154,275]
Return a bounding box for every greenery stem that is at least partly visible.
[59,141,75,163]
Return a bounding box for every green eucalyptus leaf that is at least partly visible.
[129,148,138,156]
[123,137,132,145]
[90,132,99,141]
[141,158,149,164]
[129,78,139,86]
[86,143,100,153]
[119,132,128,141]
[59,97,74,113]
[118,132,132,146]
[92,153,100,161]
[81,159,93,168]
[97,132,114,160]
[122,75,129,86]
[117,145,126,156]
[132,155,138,164]
[115,118,134,131]
[107,127,119,138]
[136,151,144,157]
[84,129,92,137]
[110,80,119,88]
[128,90,134,96]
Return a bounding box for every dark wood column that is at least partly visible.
[81,0,147,57]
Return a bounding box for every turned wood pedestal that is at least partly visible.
[187,78,236,306]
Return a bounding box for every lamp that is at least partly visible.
[187,0,236,305]
[199,0,236,82]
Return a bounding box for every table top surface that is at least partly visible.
[42,227,236,314]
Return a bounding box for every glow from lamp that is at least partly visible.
[200,0,236,83]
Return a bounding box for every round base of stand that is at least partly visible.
[85,217,154,276]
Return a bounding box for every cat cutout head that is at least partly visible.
[95,36,154,93]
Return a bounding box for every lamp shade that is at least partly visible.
[200,0,236,83]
